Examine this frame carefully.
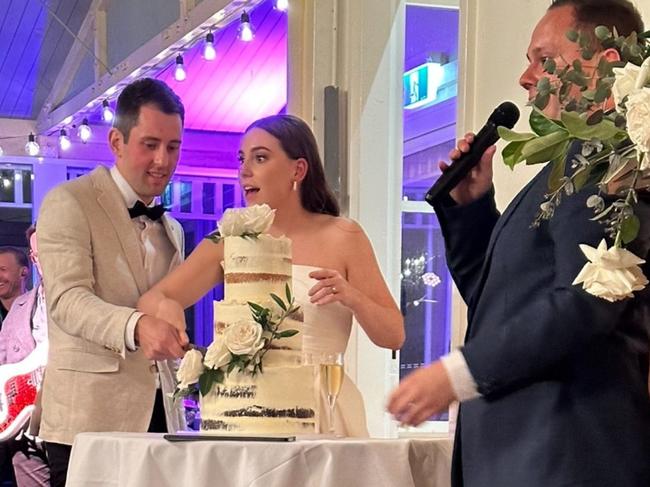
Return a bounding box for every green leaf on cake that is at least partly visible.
[172,385,195,401]
[248,302,266,314]
[240,232,260,241]
[205,230,223,245]
[285,283,292,303]
[270,293,287,311]
[275,329,299,338]
[227,354,246,373]
[199,368,224,396]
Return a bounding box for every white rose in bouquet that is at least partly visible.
[203,340,231,369]
[176,349,204,389]
[217,208,246,236]
[612,63,641,110]
[572,239,648,302]
[224,320,265,356]
[242,204,275,234]
[626,87,650,155]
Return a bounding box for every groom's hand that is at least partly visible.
[135,315,189,360]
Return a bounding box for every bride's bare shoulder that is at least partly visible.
[313,214,365,242]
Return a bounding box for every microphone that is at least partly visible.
[425,101,520,206]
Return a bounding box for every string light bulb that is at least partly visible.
[102,100,114,123]
[275,0,289,11]
[238,11,254,42]
[59,128,71,151]
[78,119,92,143]
[174,54,187,81]
[203,32,216,61]
[25,133,40,156]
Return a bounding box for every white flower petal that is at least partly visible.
[176,349,204,387]
[573,241,648,301]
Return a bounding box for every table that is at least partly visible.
[66,432,452,487]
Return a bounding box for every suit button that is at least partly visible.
[149,363,158,374]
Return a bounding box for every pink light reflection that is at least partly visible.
[156,1,287,133]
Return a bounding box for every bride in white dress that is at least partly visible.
[139,114,404,437]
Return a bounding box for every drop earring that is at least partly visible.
[292,180,298,191]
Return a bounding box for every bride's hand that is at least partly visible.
[156,298,189,344]
[308,268,359,308]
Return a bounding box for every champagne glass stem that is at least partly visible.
[328,401,335,435]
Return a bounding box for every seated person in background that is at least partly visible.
[0,233,50,486]
[139,114,405,437]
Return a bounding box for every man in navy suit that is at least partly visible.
[389,1,650,486]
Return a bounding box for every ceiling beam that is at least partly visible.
[0,118,36,137]
[180,0,198,18]
[94,5,108,80]
[36,0,103,128]
[37,0,264,134]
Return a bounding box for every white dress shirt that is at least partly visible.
[441,349,481,401]
[31,285,48,346]
[109,166,179,352]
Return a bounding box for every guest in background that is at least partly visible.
[36,78,188,487]
[388,1,650,486]
[0,246,31,487]
[0,247,29,328]
[0,226,50,486]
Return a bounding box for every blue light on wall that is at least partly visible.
[403,62,444,110]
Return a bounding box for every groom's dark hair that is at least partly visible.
[549,0,644,48]
[113,78,185,143]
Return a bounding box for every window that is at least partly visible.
[399,3,459,430]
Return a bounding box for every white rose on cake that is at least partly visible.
[216,204,275,236]
[573,239,648,302]
[218,209,246,236]
[204,340,231,369]
[224,320,265,356]
[176,349,205,389]
[242,204,275,234]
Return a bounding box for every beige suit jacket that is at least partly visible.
[37,166,185,445]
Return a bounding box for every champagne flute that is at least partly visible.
[320,352,344,436]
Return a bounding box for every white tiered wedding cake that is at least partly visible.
[179,204,319,435]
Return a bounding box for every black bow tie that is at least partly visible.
[128,200,166,221]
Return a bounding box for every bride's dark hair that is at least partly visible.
[245,114,340,217]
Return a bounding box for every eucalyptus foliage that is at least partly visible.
[499,26,650,247]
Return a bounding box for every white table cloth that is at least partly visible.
[66,432,452,487]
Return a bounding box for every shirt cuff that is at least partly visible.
[125,312,143,354]
[440,349,481,402]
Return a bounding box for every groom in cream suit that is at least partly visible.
[36,78,189,487]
